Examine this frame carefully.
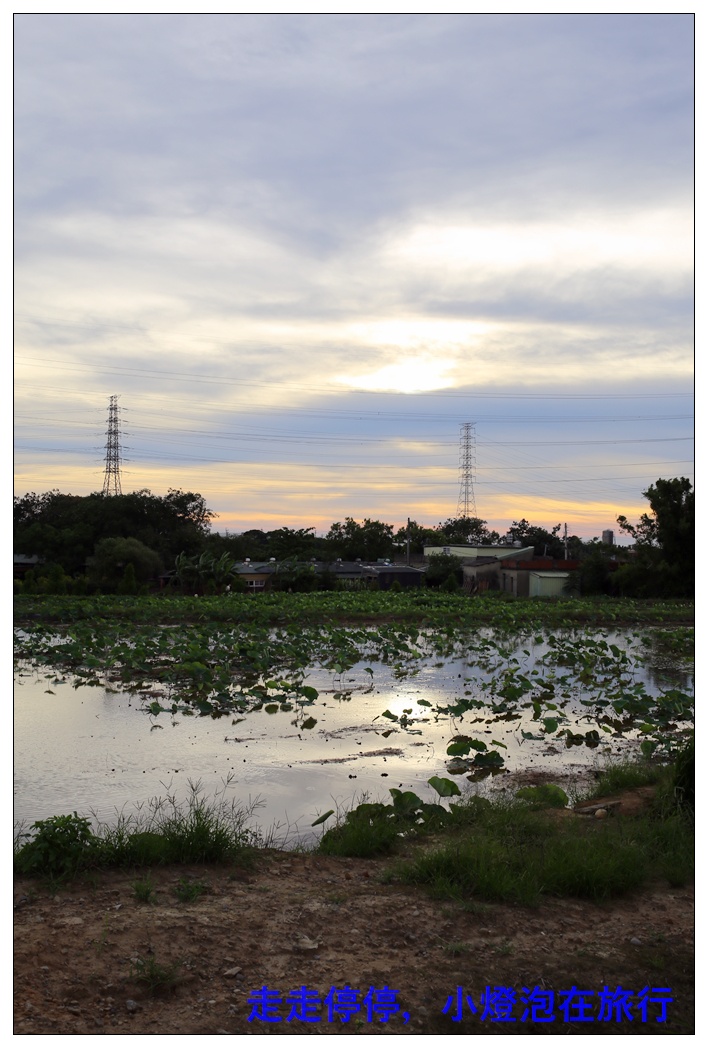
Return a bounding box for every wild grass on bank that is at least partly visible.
[14,779,260,882]
[315,747,694,905]
[586,758,664,798]
[384,755,694,907]
[587,740,694,813]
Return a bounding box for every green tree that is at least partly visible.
[617,477,694,595]
[268,527,318,561]
[326,518,394,561]
[238,530,270,560]
[578,550,612,595]
[14,488,216,575]
[425,553,463,588]
[394,520,440,555]
[163,489,215,536]
[618,478,693,564]
[271,558,318,592]
[503,519,563,557]
[117,562,138,595]
[89,538,162,590]
[436,517,500,545]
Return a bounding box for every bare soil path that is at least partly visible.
[14,841,693,1035]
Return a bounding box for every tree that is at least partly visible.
[578,550,612,595]
[326,518,394,561]
[89,537,163,589]
[425,553,464,588]
[14,488,216,574]
[436,517,500,546]
[271,558,318,592]
[503,519,564,558]
[617,477,694,594]
[173,551,244,594]
[394,520,443,555]
[267,527,318,561]
[163,489,215,536]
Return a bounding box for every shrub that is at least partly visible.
[672,735,694,812]
[15,813,97,879]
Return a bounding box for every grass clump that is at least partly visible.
[588,758,663,798]
[387,793,693,906]
[153,797,241,863]
[132,876,156,903]
[174,876,208,902]
[317,786,455,858]
[670,735,694,812]
[14,779,260,880]
[129,953,181,995]
[318,801,401,858]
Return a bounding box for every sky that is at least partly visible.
[13,13,694,541]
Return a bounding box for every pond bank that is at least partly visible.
[14,829,694,1034]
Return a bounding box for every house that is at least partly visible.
[461,556,504,593]
[228,559,425,593]
[312,560,424,589]
[498,558,581,598]
[369,563,424,589]
[14,554,43,579]
[461,555,581,597]
[233,560,278,592]
[424,544,534,563]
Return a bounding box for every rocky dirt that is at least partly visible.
[14,791,694,1036]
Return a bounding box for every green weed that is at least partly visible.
[14,782,260,880]
[174,877,208,903]
[671,734,694,812]
[132,876,156,903]
[93,915,110,956]
[129,952,181,995]
[14,812,97,880]
[588,759,663,798]
[442,941,469,956]
[317,783,454,858]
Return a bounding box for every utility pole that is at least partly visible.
[564,523,568,560]
[406,517,411,566]
[102,395,123,496]
[456,422,477,519]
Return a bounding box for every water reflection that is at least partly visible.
[14,626,693,844]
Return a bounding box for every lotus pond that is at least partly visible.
[14,609,693,844]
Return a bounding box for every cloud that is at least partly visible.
[13,14,693,536]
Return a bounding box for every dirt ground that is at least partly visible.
[14,789,694,1036]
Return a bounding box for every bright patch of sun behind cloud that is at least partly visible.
[337,357,457,394]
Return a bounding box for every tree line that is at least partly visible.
[13,477,693,597]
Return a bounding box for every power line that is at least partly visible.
[15,354,694,399]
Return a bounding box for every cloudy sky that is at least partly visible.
[14,13,694,539]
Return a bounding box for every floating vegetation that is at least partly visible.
[14,596,693,794]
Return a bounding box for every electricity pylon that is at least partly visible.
[102,395,123,496]
[456,422,477,518]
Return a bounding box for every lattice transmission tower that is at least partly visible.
[456,422,477,518]
[102,395,123,496]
